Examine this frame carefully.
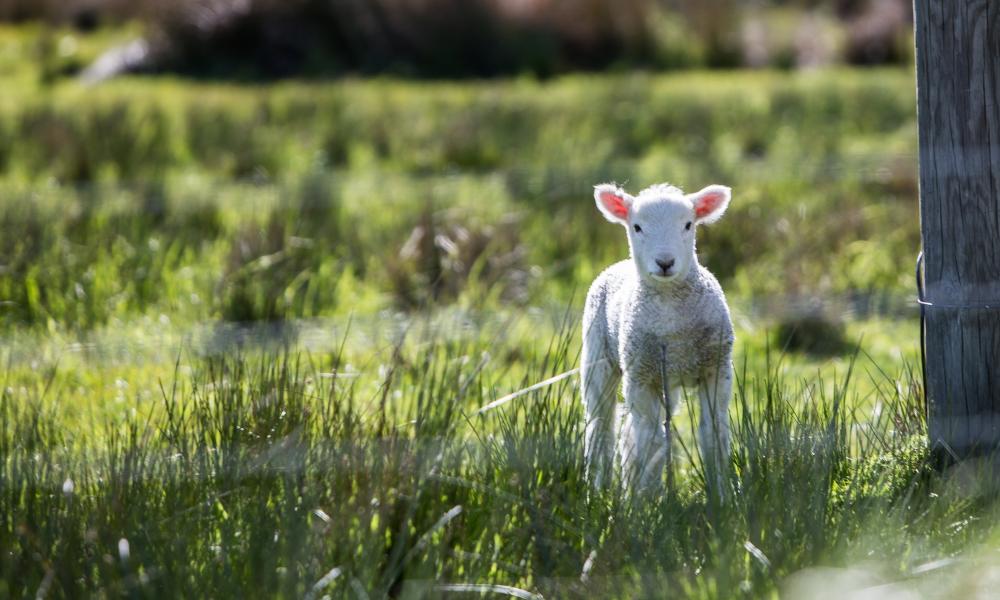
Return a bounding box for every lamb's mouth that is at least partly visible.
[649,272,678,282]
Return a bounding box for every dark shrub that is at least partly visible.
[775,310,852,357]
[127,0,662,79]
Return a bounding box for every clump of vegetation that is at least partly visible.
[221,214,316,322]
[775,309,852,356]
[218,172,351,322]
[388,207,527,309]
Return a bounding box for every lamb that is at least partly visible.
[581,182,734,492]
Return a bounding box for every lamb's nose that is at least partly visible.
[656,257,675,274]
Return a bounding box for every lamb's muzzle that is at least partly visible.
[582,182,734,494]
[653,256,675,277]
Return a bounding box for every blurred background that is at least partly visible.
[0,0,918,339]
[0,1,926,399]
[4,0,914,79]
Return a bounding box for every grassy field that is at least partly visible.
[4,25,997,600]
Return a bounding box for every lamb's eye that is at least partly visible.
[685,221,692,231]
[633,224,642,233]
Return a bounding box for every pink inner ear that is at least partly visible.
[694,191,725,219]
[600,191,629,219]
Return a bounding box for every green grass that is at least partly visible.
[2,325,997,598]
[1,25,980,600]
[1,68,919,330]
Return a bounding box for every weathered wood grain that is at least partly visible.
[915,0,1000,456]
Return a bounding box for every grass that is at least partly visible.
[2,324,997,598]
[1,24,982,600]
[0,68,919,330]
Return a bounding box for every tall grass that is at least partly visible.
[2,323,993,598]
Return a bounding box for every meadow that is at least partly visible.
[3,24,996,600]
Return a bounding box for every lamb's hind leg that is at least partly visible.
[698,361,733,496]
[582,338,618,489]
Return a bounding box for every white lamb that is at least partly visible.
[582,182,734,492]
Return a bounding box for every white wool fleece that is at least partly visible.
[582,182,734,493]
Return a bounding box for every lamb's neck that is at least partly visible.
[635,265,703,304]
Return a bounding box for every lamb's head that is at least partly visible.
[594,182,731,285]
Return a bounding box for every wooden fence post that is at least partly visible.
[915,0,1000,458]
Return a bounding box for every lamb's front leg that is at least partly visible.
[618,375,667,492]
[698,361,733,495]
[582,343,618,489]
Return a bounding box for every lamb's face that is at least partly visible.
[594,182,731,286]
[627,192,697,282]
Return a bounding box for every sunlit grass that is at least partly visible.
[0,63,919,329]
[2,317,995,598]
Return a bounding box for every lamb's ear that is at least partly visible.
[688,185,731,225]
[594,184,633,225]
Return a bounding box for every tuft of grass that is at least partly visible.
[220,212,321,322]
[388,205,528,309]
